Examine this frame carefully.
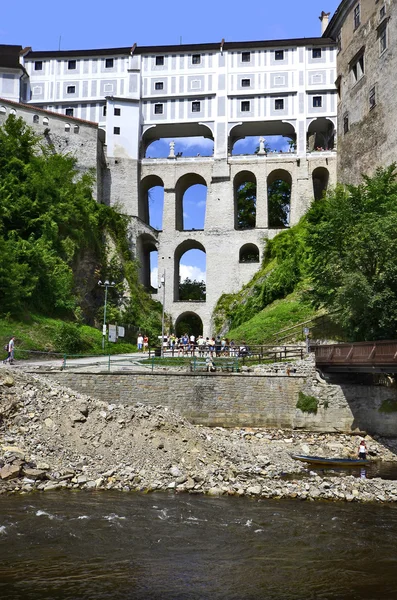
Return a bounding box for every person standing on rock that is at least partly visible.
[358,439,367,460]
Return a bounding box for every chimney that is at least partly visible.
[319,11,331,35]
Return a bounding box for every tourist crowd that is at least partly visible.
[137,333,249,357]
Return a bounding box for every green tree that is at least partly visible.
[306,165,397,340]
[179,278,206,301]
[236,182,256,229]
[0,115,161,333]
[268,180,291,228]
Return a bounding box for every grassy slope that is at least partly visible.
[0,315,137,358]
[226,292,318,344]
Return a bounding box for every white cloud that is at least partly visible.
[180,264,206,282]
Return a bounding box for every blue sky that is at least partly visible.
[1,1,340,50]
[2,0,341,286]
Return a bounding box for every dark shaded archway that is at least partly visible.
[175,312,203,338]
[136,233,158,291]
[312,167,330,200]
[239,244,260,263]
[307,118,335,151]
[267,169,292,228]
[234,171,256,230]
[139,175,164,228]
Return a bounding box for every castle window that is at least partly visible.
[74,125,79,134]
[65,123,70,132]
[343,114,349,134]
[154,103,163,114]
[192,101,201,112]
[275,98,284,110]
[68,60,76,70]
[43,117,49,126]
[275,50,284,60]
[114,107,121,116]
[192,54,201,65]
[379,25,387,54]
[353,3,360,30]
[0,106,6,115]
[65,108,74,117]
[156,56,164,66]
[113,127,120,135]
[380,5,386,20]
[67,85,76,94]
[369,87,376,110]
[33,115,39,123]
[241,78,251,87]
[34,61,43,71]
[313,96,322,108]
[241,52,251,63]
[351,54,365,83]
[312,48,322,59]
[155,81,164,90]
[105,58,114,68]
[241,100,250,112]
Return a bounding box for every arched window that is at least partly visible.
[239,244,260,263]
[65,123,71,132]
[174,241,206,302]
[312,167,329,200]
[234,171,256,230]
[0,106,6,115]
[42,117,49,126]
[267,169,292,228]
[175,173,207,231]
[139,175,165,229]
[33,114,39,123]
[74,125,79,134]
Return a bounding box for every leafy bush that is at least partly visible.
[296,391,318,414]
[54,323,87,354]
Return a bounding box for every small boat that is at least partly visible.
[290,454,371,467]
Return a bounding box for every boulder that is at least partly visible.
[0,464,21,480]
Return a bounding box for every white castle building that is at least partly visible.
[0,16,337,336]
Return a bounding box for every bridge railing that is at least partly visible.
[313,340,397,369]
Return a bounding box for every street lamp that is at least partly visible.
[159,271,165,358]
[98,280,115,350]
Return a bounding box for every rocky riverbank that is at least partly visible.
[1,367,397,503]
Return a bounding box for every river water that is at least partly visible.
[1,492,397,600]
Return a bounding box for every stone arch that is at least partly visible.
[267,169,292,228]
[239,243,260,263]
[175,173,208,231]
[136,233,158,291]
[312,167,330,200]
[174,312,203,338]
[139,175,165,228]
[141,122,214,157]
[174,239,206,301]
[0,106,6,115]
[234,170,257,230]
[307,118,335,151]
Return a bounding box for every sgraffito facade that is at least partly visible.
[0,27,337,334]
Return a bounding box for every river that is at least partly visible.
[0,492,397,599]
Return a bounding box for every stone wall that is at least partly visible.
[40,370,397,436]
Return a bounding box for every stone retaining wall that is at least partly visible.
[39,370,397,435]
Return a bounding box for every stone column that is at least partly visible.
[162,188,176,232]
[255,163,268,229]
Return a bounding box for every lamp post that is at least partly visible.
[160,271,165,358]
[98,280,115,350]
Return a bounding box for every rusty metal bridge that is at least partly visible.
[313,340,397,373]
